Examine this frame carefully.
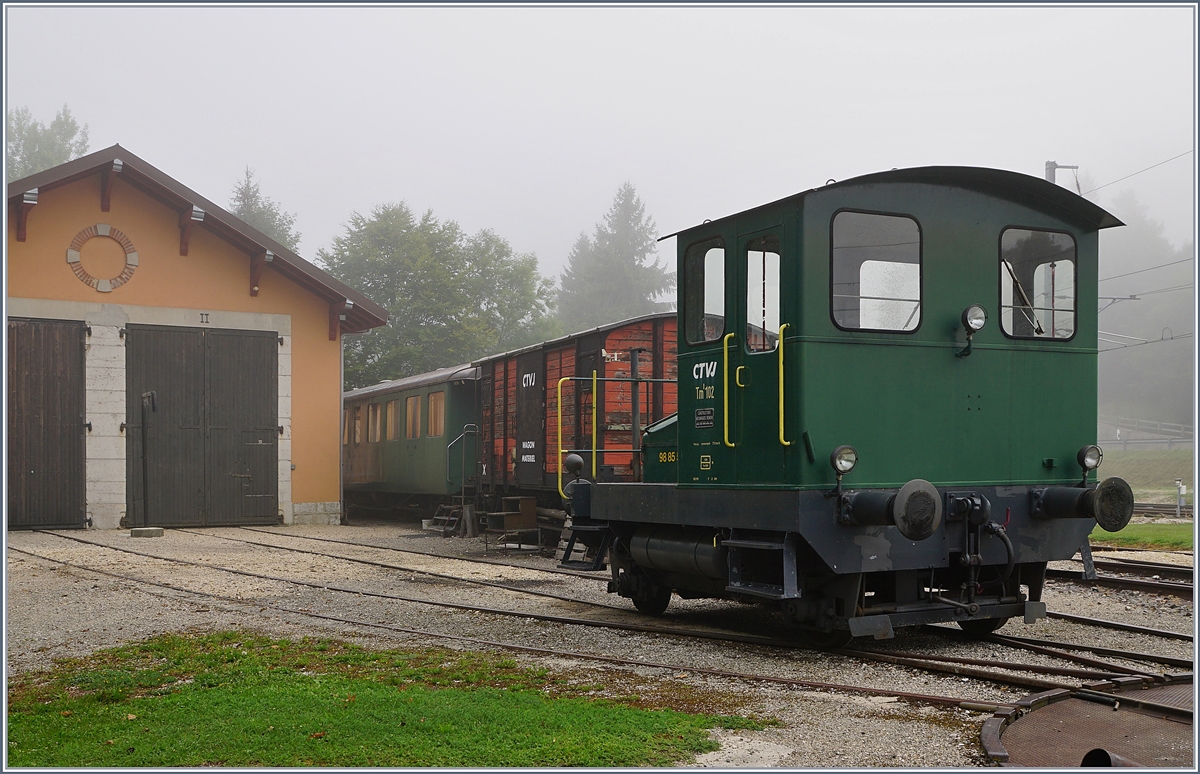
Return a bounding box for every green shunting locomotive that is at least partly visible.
[573,166,1135,646]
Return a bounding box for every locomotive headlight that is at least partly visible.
[961,304,988,332]
[830,445,858,475]
[1078,445,1103,471]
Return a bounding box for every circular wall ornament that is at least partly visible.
[65,224,138,293]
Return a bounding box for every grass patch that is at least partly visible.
[1101,449,1193,504]
[7,632,764,767]
[1092,521,1194,550]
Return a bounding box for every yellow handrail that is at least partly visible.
[557,375,570,498]
[555,370,667,496]
[778,323,791,446]
[723,333,736,448]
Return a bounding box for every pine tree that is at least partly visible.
[228,168,302,252]
[556,183,675,331]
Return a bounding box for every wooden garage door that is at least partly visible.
[6,318,87,530]
[126,325,278,527]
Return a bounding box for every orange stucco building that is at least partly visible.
[6,145,387,530]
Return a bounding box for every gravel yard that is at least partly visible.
[5,521,1195,767]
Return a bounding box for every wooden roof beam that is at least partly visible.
[178,205,205,256]
[13,189,37,242]
[100,159,123,212]
[329,299,353,341]
[250,250,274,297]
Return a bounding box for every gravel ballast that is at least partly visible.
[5,521,1194,767]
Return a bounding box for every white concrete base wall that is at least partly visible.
[84,324,127,529]
[9,298,293,529]
[290,501,342,526]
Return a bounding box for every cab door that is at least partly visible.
[733,230,788,484]
[677,235,735,486]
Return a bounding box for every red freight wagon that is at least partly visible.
[476,314,677,505]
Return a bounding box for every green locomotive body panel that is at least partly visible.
[674,174,1105,494]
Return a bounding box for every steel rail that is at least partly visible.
[1046,610,1194,641]
[7,545,1013,713]
[236,526,608,580]
[218,530,1198,676]
[1131,502,1194,517]
[921,626,1175,679]
[986,633,1194,671]
[1045,569,1192,599]
[1086,558,1195,581]
[985,634,1170,680]
[175,529,630,612]
[840,648,1134,682]
[29,532,1118,692]
[1091,544,1193,556]
[30,531,833,650]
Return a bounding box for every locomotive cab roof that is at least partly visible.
[661,165,1123,242]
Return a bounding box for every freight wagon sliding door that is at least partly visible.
[126,325,278,527]
[514,350,545,487]
[6,318,87,530]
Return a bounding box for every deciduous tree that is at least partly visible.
[320,203,556,388]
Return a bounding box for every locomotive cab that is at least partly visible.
[587,166,1134,644]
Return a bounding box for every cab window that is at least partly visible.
[746,234,781,352]
[683,237,725,344]
[831,211,921,332]
[1000,228,1076,339]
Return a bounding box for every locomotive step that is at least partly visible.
[725,581,787,599]
[722,539,786,550]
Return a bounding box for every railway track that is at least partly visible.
[9,543,1011,714]
[1044,568,1193,598]
[229,526,1195,646]
[22,529,1192,704]
[1131,502,1193,517]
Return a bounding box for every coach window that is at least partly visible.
[746,234,781,352]
[684,237,725,344]
[385,399,400,441]
[405,395,421,439]
[353,405,363,445]
[428,391,445,437]
[1000,228,1076,339]
[367,403,382,443]
[831,211,921,332]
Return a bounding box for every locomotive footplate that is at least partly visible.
[849,600,1045,639]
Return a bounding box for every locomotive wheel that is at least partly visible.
[957,617,1010,635]
[631,585,672,616]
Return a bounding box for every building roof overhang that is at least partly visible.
[7,144,388,334]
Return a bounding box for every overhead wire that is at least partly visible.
[1099,257,1194,283]
[1098,331,1193,352]
[1082,150,1194,195]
